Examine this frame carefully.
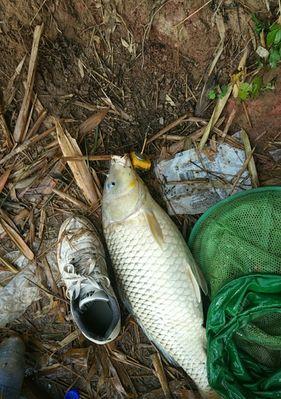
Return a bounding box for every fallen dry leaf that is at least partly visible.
[79,108,109,135]
[56,119,99,206]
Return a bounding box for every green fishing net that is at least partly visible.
[188,187,281,398]
[188,187,281,299]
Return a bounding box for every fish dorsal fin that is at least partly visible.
[143,209,164,247]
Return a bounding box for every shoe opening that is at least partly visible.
[71,296,119,342]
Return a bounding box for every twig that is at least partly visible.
[147,114,191,144]
[29,0,49,25]
[52,188,93,212]
[0,127,55,166]
[242,101,252,127]
[26,109,47,139]
[222,107,236,140]
[230,148,255,195]
[13,24,44,142]
[241,129,259,188]
[61,155,112,162]
[175,0,212,27]
[25,277,69,304]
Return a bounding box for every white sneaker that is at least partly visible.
[57,216,121,344]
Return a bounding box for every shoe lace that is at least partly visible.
[62,248,110,300]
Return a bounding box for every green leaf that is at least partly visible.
[269,48,281,68]
[218,85,228,99]
[275,29,281,44]
[252,14,267,34]
[251,76,262,97]
[208,89,217,100]
[267,29,278,47]
[238,82,252,101]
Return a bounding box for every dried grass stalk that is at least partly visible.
[0,254,18,273]
[0,217,34,260]
[199,84,232,149]
[13,24,44,143]
[0,107,13,149]
[26,109,47,139]
[52,188,92,212]
[56,119,99,206]
[4,56,26,107]
[38,208,46,240]
[152,353,172,399]
[0,127,55,166]
[230,148,255,195]
[147,113,190,144]
[241,129,259,188]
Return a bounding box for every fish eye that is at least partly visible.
[106,180,116,190]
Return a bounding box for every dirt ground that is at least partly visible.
[0,1,281,398]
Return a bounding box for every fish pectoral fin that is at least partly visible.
[143,209,164,247]
[187,267,202,303]
[189,256,209,297]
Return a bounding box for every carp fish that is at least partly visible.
[102,155,217,398]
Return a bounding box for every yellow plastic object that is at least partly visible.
[130,152,151,170]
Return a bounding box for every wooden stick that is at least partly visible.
[62,154,112,162]
[13,24,44,142]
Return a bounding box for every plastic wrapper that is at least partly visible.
[155,135,252,215]
[0,255,40,327]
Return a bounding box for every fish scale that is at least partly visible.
[103,155,219,399]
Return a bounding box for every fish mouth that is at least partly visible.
[111,154,131,167]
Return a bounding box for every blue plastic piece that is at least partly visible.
[65,389,80,399]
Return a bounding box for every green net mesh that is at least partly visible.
[188,187,281,398]
[188,187,281,298]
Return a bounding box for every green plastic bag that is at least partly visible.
[207,274,281,399]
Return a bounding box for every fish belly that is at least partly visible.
[104,207,210,394]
